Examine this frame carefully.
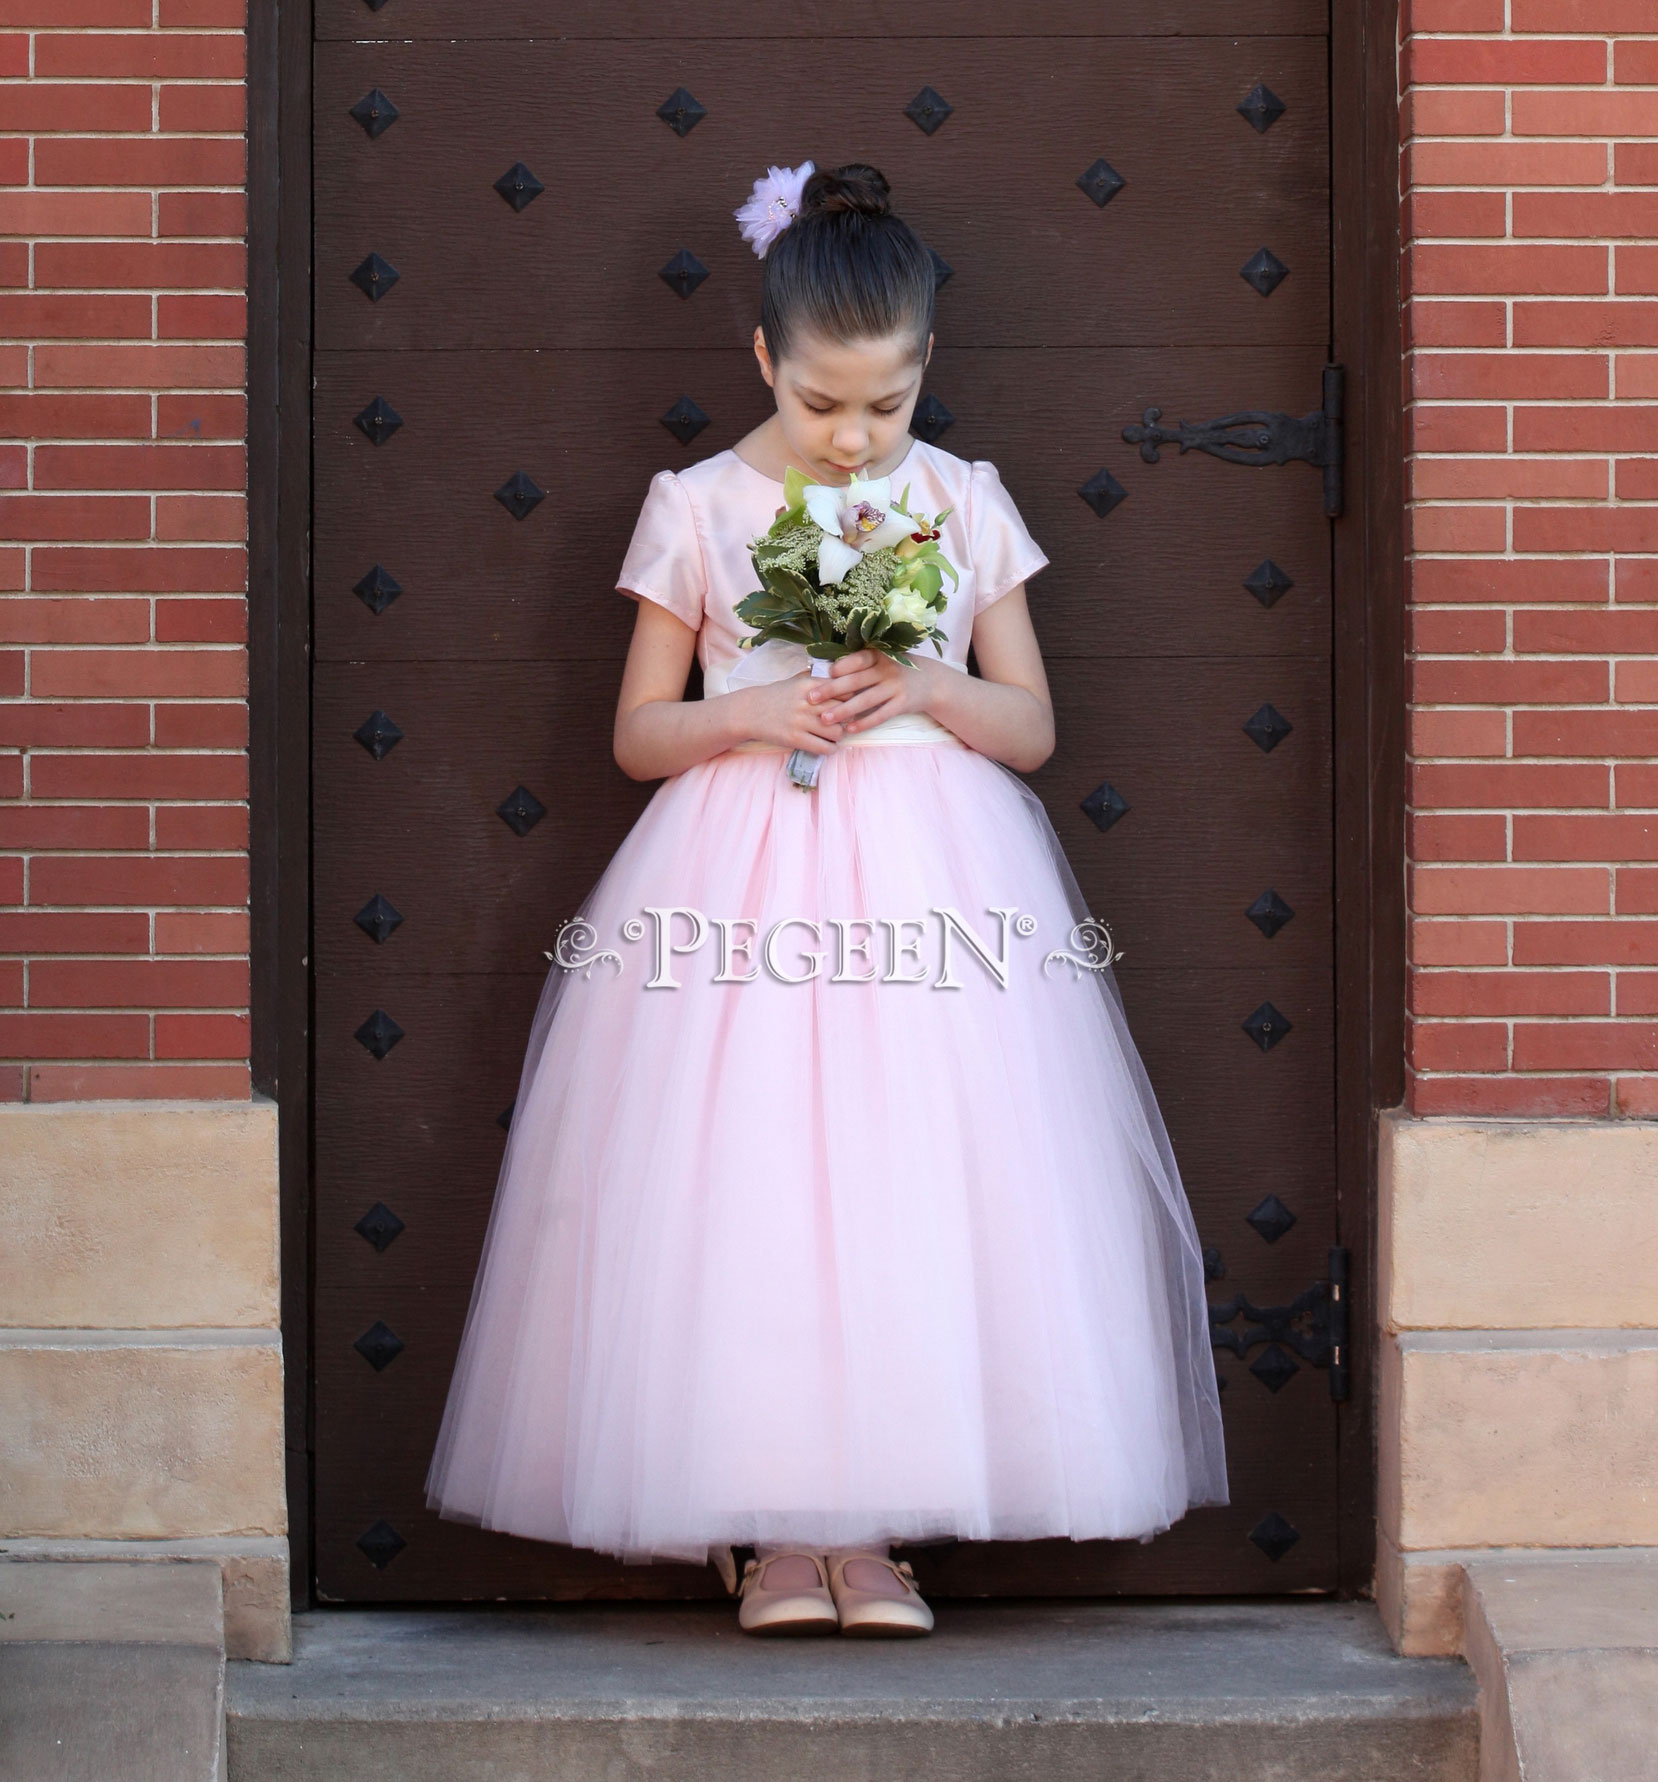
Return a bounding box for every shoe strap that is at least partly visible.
[743,1549,828,1593]
[829,1552,918,1595]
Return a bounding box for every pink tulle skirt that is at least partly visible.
[426,737,1227,1566]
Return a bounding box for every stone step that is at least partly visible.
[228,1600,1477,1782]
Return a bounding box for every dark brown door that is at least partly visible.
[311,1,1342,1602]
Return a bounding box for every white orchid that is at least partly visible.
[802,474,918,585]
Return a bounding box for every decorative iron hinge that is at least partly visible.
[1210,1245,1351,1402]
[1122,364,1345,519]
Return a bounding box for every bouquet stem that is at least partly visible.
[786,658,833,790]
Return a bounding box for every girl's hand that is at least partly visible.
[808,649,937,735]
[736,671,850,757]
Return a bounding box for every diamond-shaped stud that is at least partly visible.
[1078,468,1128,517]
[356,1520,406,1568]
[354,1320,404,1371]
[1249,1511,1301,1562]
[1243,559,1294,607]
[1237,83,1287,134]
[1203,1246,1227,1281]
[928,246,953,290]
[349,88,399,139]
[660,396,710,446]
[911,394,954,443]
[354,894,403,945]
[1250,1343,1300,1393]
[659,249,709,300]
[1245,888,1295,940]
[656,86,707,137]
[348,252,399,302]
[1076,158,1127,208]
[497,786,547,836]
[353,396,402,446]
[494,471,545,521]
[354,1201,405,1253]
[362,0,392,11]
[496,1101,516,1132]
[354,710,403,760]
[353,565,402,615]
[354,1008,404,1060]
[1244,703,1293,752]
[1081,781,1130,832]
[905,86,953,134]
[494,162,544,211]
[1246,1193,1298,1243]
[1242,1003,1293,1054]
[1240,247,1290,297]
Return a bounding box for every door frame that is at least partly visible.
[249,0,1404,1609]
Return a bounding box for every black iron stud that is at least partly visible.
[1237,83,1287,134]
[1242,1002,1293,1054]
[362,0,392,11]
[494,162,544,212]
[1243,703,1293,752]
[349,252,399,302]
[354,710,403,760]
[354,1202,405,1253]
[1078,468,1128,517]
[494,472,545,521]
[353,565,402,615]
[349,88,399,139]
[660,396,710,446]
[1240,247,1290,297]
[356,1520,406,1568]
[1076,158,1127,208]
[659,249,710,300]
[928,246,954,290]
[1245,888,1295,939]
[354,1320,404,1370]
[1249,1512,1301,1562]
[1246,1193,1298,1244]
[657,86,707,136]
[1081,781,1130,832]
[1204,1246,1227,1281]
[1243,559,1294,607]
[497,785,547,836]
[497,1101,516,1132]
[910,394,954,443]
[354,894,403,945]
[354,1008,404,1060]
[905,86,953,134]
[353,396,402,446]
[1250,1343,1301,1393]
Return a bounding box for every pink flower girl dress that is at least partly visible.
[425,436,1228,1572]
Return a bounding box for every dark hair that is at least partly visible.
[759,163,935,363]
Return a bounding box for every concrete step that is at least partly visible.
[228,1600,1477,1781]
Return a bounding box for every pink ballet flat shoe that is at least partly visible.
[736,1549,838,1637]
[827,1552,935,1639]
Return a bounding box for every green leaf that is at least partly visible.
[783,466,811,511]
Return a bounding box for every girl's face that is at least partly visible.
[754,326,933,486]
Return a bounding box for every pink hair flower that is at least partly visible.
[735,160,815,259]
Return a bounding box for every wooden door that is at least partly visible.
[310,0,1344,1602]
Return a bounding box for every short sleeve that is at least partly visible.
[968,460,1049,615]
[616,469,707,631]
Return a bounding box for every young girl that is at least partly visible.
[426,161,1227,1639]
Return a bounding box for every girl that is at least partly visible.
[426,161,1227,1639]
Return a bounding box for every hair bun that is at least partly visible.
[801,164,892,220]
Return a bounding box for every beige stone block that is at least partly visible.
[1375,1528,1466,1657]
[1379,1112,1658,1331]
[0,1332,286,1542]
[0,1098,279,1330]
[1384,1330,1658,1551]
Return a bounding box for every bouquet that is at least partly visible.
[731,466,958,789]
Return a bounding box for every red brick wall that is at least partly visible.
[1403,0,1658,1116]
[0,0,249,1100]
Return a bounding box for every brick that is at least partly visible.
[156,803,246,849]
[0,596,148,642]
[1615,1076,1658,1115]
[1512,0,1650,24]
[156,494,245,542]
[0,911,149,953]
[34,33,246,81]
[158,395,246,442]
[1402,88,1508,138]
[1515,303,1658,349]
[0,0,150,19]
[1617,765,1658,806]
[0,647,20,693]
[1412,352,1607,401]
[1616,560,1658,603]
[157,83,246,134]
[159,295,247,340]
[0,82,154,133]
[155,910,247,954]
[34,444,246,492]
[1514,508,1658,554]
[1408,39,1607,85]
[0,1013,148,1057]
[1412,969,1608,1017]
[1618,868,1658,914]
[35,241,247,291]
[1412,1074,1612,1116]
[1514,405,1658,453]
[1411,709,1510,757]
[31,545,245,593]
[1414,762,1609,808]
[27,854,247,907]
[1517,194,1658,241]
[158,191,246,238]
[0,804,148,850]
[30,647,246,699]
[0,292,151,339]
[35,136,246,190]
[1614,41,1658,86]
[1410,457,1607,501]
[1412,918,1509,966]
[28,1063,252,1100]
[1617,459,1658,500]
[155,1011,250,1058]
[1410,244,1607,299]
[1405,190,1508,240]
[1620,975,1658,1015]
[1616,145,1658,188]
[1410,811,1508,861]
[0,393,151,439]
[1409,1020,1510,1073]
[1513,91,1658,138]
[1403,0,1504,24]
[0,445,22,489]
[0,35,26,78]
[1515,608,1658,653]
[1412,658,1607,705]
[30,957,248,1009]
[33,344,245,391]
[1408,140,1607,188]
[1616,662,1658,702]
[1616,248,1658,298]
[0,136,23,185]
[156,597,245,642]
[1412,865,1609,915]
[0,704,149,748]
[1516,814,1658,861]
[0,345,28,383]
[1515,920,1658,965]
[1516,710,1658,756]
[1409,504,1508,553]
[0,242,26,287]
[1513,1022,1658,1071]
[0,190,151,237]
[30,751,247,802]
[1408,405,1509,454]
[0,851,22,896]
[153,701,246,747]
[1408,607,1507,654]
[0,495,150,543]
[1406,302,1507,350]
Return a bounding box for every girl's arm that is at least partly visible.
[813,585,1057,775]
[612,598,849,782]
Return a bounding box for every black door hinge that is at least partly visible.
[1209,1244,1351,1402]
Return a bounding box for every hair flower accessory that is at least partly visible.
[736,160,815,259]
